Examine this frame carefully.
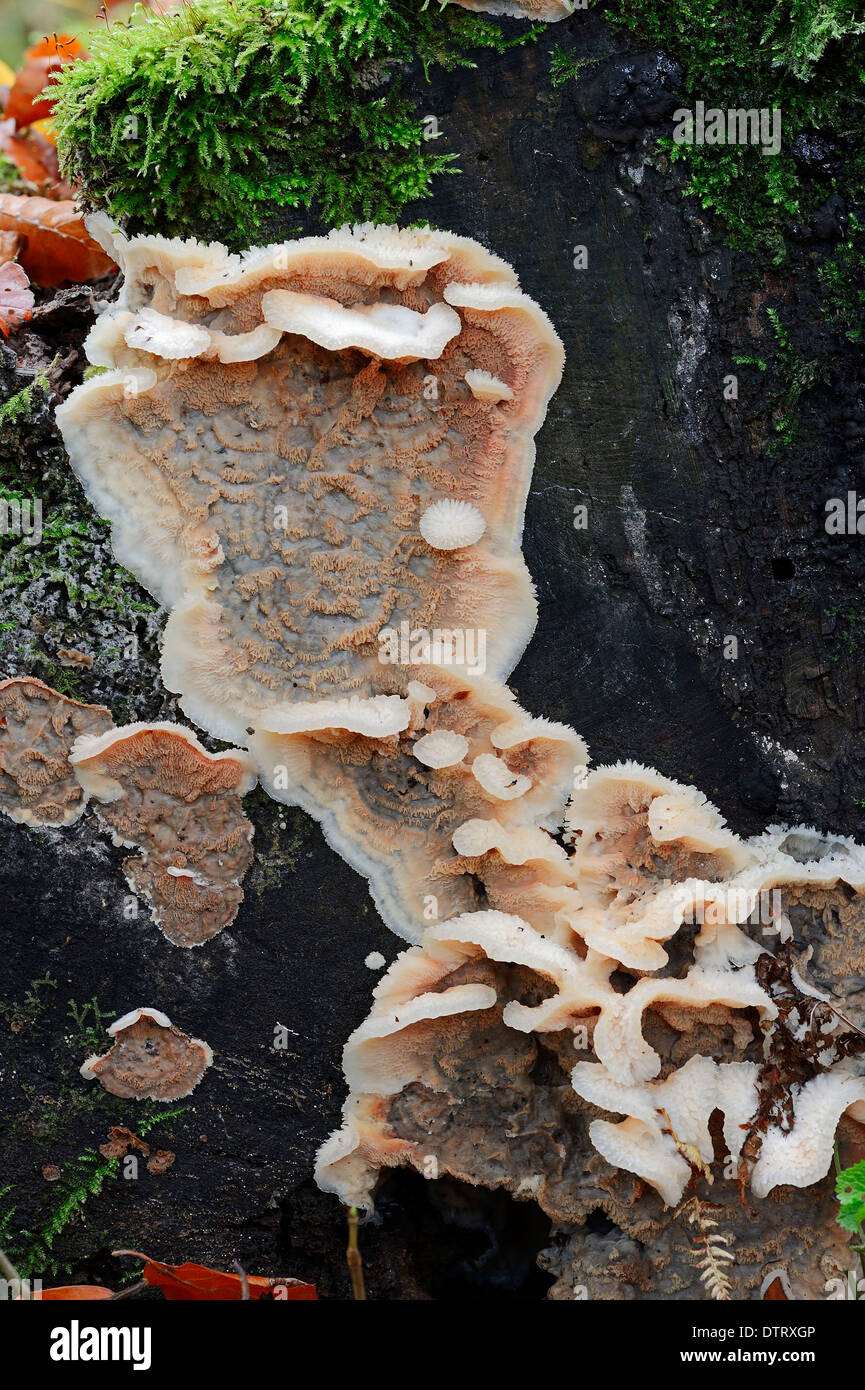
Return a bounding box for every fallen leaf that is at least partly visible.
[0,230,18,261]
[0,261,34,335]
[0,195,115,286]
[763,1276,789,1300]
[114,1250,317,1301]
[0,118,70,195]
[22,1285,114,1300]
[41,1164,61,1182]
[4,36,86,129]
[0,59,15,113]
[31,117,57,146]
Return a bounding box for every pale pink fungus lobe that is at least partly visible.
[80,1007,213,1100]
[0,677,113,827]
[71,722,256,946]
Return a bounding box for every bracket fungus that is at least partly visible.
[80,1008,212,1101]
[55,221,865,1298]
[56,217,564,751]
[0,683,256,947]
[70,723,256,947]
[0,677,113,827]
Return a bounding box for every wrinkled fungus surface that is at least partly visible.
[0,677,113,827]
[57,221,865,1299]
[80,1007,213,1101]
[71,723,256,946]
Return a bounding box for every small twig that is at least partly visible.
[110,1279,148,1301]
[0,1246,23,1293]
[233,1259,250,1301]
[346,1207,366,1301]
[810,996,865,1041]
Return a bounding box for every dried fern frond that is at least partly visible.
[677,1197,734,1302]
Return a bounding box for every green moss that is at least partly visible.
[554,0,865,262]
[2,1105,188,1278]
[819,213,865,340]
[53,0,537,247]
[64,997,116,1056]
[764,306,828,446]
[0,366,55,430]
[0,501,156,617]
[0,973,57,1036]
[827,603,865,661]
[0,150,30,195]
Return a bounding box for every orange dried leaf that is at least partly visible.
[31,117,57,147]
[28,1285,114,1300]
[114,1250,317,1301]
[0,118,68,194]
[763,1276,789,1300]
[4,35,86,129]
[0,261,34,336]
[0,195,116,286]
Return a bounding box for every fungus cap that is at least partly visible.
[412,730,469,768]
[0,677,113,827]
[464,368,514,403]
[80,1008,213,1101]
[419,500,487,551]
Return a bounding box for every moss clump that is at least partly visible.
[0,366,55,429]
[820,213,865,340]
[53,0,535,247]
[554,0,865,262]
[0,358,167,722]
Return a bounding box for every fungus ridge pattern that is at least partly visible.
[56,223,865,1298]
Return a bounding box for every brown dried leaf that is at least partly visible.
[0,261,33,335]
[0,195,116,286]
[114,1249,317,1301]
[4,36,86,129]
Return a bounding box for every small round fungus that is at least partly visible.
[419,500,486,550]
[365,951,386,970]
[412,730,470,768]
